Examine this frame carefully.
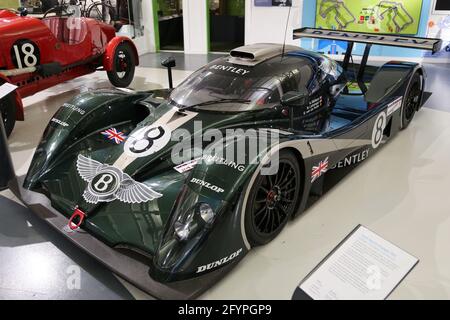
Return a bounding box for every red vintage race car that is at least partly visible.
[0,9,139,137]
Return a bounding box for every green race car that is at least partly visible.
[0,28,441,299]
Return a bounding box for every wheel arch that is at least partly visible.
[102,36,139,72]
[366,61,423,105]
[414,66,426,111]
[281,147,307,217]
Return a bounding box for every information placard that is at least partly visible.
[294,225,418,300]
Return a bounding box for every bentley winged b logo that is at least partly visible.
[76,155,162,204]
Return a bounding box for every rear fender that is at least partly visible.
[0,74,24,121]
[365,61,422,105]
[102,36,139,71]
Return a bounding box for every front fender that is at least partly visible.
[102,36,140,71]
[151,131,287,281]
[24,89,149,189]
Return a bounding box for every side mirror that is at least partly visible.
[161,57,176,89]
[281,88,309,107]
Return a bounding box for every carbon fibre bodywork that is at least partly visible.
[0,46,427,298]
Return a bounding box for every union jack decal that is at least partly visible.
[311,157,329,183]
[101,128,127,144]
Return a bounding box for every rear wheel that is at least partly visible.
[400,72,423,130]
[107,42,136,88]
[244,150,301,246]
[0,82,17,138]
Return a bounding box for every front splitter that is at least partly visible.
[8,177,235,300]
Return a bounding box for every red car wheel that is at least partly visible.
[107,42,136,88]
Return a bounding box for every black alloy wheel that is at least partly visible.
[245,150,301,246]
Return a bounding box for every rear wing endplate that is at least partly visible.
[293,27,442,54]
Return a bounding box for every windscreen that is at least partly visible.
[168,57,315,112]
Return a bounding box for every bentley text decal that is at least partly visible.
[331,149,369,169]
[209,64,250,76]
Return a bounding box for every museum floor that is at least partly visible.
[1,55,450,299]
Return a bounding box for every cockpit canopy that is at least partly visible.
[169,48,343,112]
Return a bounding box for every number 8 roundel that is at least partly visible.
[124,124,172,158]
[371,112,387,149]
[10,39,40,69]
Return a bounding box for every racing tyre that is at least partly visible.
[107,42,136,88]
[244,150,301,246]
[0,82,17,138]
[400,72,423,130]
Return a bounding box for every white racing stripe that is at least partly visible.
[113,108,198,170]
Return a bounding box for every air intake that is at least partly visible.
[228,43,299,66]
[229,50,255,60]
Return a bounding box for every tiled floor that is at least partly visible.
[2,58,450,299]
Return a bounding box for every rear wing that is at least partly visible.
[293,27,442,54]
[294,27,442,93]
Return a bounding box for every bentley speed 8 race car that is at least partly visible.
[0,28,442,299]
[0,8,138,137]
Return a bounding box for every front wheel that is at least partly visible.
[106,42,136,88]
[400,72,423,130]
[0,84,17,138]
[244,150,301,246]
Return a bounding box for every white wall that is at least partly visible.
[245,0,303,46]
[134,0,156,54]
[140,0,304,54]
[182,0,208,54]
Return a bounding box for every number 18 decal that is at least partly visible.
[372,112,387,149]
[11,39,40,69]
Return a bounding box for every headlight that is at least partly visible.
[174,202,216,242]
[199,203,214,224]
[174,220,192,241]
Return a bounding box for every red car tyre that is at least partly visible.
[107,42,136,88]
[0,81,17,138]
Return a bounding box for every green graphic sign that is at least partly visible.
[315,0,423,35]
[0,0,20,9]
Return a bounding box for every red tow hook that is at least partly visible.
[68,208,86,230]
